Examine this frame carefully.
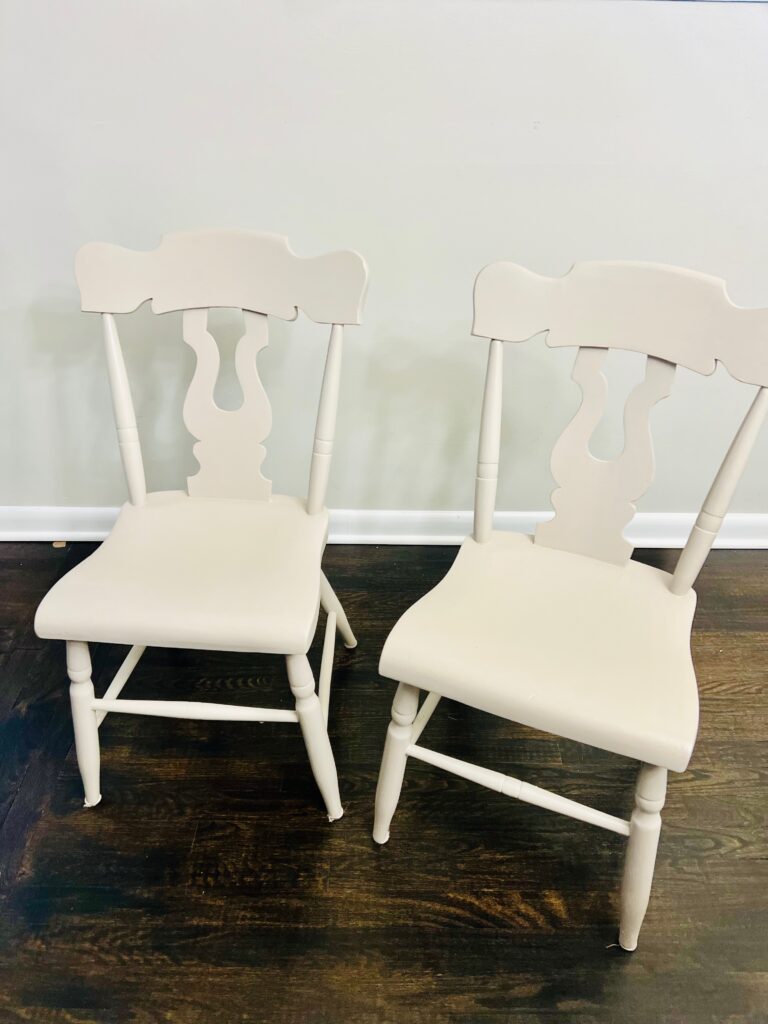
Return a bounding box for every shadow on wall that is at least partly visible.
[358,322,583,514]
[21,297,120,505]
[23,296,199,505]
[359,318,479,511]
[21,290,728,517]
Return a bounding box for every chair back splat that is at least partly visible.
[472,261,768,583]
[76,231,368,508]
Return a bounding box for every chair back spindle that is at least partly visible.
[101,312,146,506]
[473,338,504,543]
[307,324,344,515]
[671,386,768,594]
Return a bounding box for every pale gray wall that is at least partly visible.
[2,0,767,515]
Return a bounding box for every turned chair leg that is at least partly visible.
[66,640,102,808]
[320,572,357,649]
[373,682,420,844]
[286,653,343,821]
[619,763,667,951]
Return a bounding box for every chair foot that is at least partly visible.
[287,653,343,820]
[83,794,103,809]
[67,641,102,809]
[373,682,419,844]
[320,573,357,649]
[618,763,667,951]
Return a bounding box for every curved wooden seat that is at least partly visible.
[380,531,698,772]
[36,492,328,655]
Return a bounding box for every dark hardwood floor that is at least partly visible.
[0,541,766,1023]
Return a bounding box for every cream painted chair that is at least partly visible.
[36,230,368,822]
[373,261,768,949]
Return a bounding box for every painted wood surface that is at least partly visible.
[78,232,368,508]
[472,261,768,387]
[535,350,675,564]
[471,260,768,572]
[307,324,345,515]
[182,309,273,501]
[473,338,504,543]
[42,232,368,824]
[77,231,368,324]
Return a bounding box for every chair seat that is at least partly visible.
[379,531,699,772]
[35,491,328,655]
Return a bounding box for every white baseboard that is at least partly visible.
[1,505,767,547]
[0,506,122,542]
[330,509,768,547]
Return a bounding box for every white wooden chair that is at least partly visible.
[35,230,368,823]
[373,261,768,949]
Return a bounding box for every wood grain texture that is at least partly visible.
[1,542,766,1023]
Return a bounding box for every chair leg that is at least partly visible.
[373,682,420,844]
[286,653,343,821]
[619,763,667,951]
[66,640,101,808]
[320,572,357,649]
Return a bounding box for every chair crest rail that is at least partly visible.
[307,324,344,514]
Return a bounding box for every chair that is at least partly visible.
[373,260,768,949]
[35,230,368,822]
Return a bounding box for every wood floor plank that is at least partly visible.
[0,542,765,1023]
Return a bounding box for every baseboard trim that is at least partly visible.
[1,505,767,548]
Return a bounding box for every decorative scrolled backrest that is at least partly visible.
[471,261,768,578]
[76,231,368,506]
[181,308,272,500]
[536,347,676,564]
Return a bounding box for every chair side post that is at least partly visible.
[473,338,504,543]
[101,312,147,506]
[66,640,102,808]
[671,386,768,595]
[307,324,343,515]
[619,763,667,951]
